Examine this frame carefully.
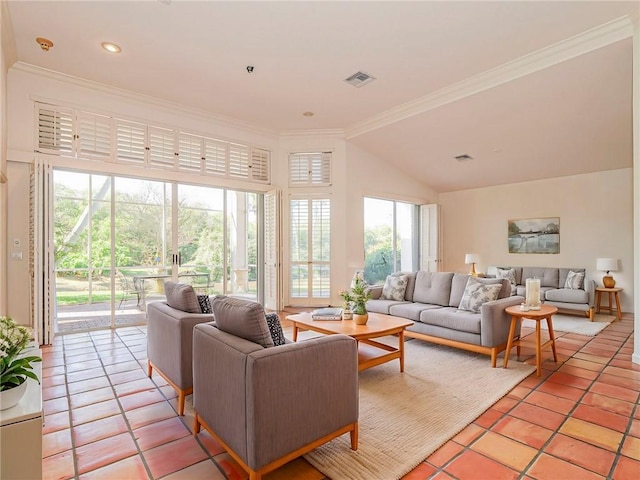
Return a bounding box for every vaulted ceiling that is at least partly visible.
[5,1,639,191]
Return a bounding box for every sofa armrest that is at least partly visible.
[585,278,596,307]
[367,285,383,300]
[480,295,524,348]
[146,302,214,389]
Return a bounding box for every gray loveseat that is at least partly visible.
[487,266,595,321]
[366,272,523,367]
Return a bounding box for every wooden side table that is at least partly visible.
[595,287,622,321]
[503,304,558,377]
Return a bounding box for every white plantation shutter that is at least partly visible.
[250,148,270,183]
[264,190,281,310]
[177,133,203,172]
[229,143,250,178]
[78,112,112,159]
[148,126,177,169]
[115,120,146,164]
[203,138,228,175]
[36,106,75,155]
[34,102,271,184]
[289,152,331,186]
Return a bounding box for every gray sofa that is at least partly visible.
[487,266,595,321]
[366,272,523,367]
[192,296,359,480]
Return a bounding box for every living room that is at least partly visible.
[1,1,639,479]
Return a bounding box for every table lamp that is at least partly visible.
[596,258,618,288]
[465,253,480,276]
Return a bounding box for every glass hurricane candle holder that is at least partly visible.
[526,278,541,310]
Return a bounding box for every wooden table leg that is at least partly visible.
[614,292,622,321]
[399,330,405,373]
[596,290,602,314]
[292,325,299,342]
[546,315,558,363]
[503,316,518,369]
[535,319,542,376]
[608,292,614,316]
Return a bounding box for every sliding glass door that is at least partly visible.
[53,169,263,333]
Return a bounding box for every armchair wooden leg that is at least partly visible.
[193,413,201,435]
[178,391,186,417]
[147,362,152,377]
[350,422,358,450]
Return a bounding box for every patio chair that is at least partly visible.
[117,271,145,309]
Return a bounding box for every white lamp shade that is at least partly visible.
[596,258,618,272]
[465,254,480,265]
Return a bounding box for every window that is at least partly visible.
[34,102,271,184]
[363,197,419,285]
[289,152,331,186]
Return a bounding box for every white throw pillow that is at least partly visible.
[564,270,585,290]
[496,267,517,285]
[458,276,502,313]
[381,274,409,301]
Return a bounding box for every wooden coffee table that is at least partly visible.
[286,312,413,372]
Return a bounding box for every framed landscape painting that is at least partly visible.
[508,217,559,254]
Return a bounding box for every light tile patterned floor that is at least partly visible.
[41,314,639,479]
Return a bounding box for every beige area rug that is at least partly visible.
[522,313,614,336]
[303,338,535,480]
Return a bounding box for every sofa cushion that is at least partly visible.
[521,267,559,288]
[496,268,517,286]
[366,299,408,315]
[449,274,509,306]
[545,288,589,304]
[412,271,454,306]
[564,270,585,290]
[265,312,286,346]
[389,302,441,321]
[558,268,585,289]
[164,281,201,313]
[197,294,212,313]
[212,296,274,348]
[458,277,502,314]
[381,274,409,301]
[419,307,482,335]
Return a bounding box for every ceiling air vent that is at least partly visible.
[344,71,376,88]
[455,154,473,161]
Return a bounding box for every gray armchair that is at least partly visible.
[146,285,214,415]
[192,297,359,480]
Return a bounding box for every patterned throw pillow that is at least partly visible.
[197,294,212,314]
[265,313,286,346]
[565,270,585,290]
[496,268,517,285]
[458,276,503,313]
[381,274,409,301]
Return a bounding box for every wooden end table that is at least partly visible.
[286,312,413,372]
[595,287,622,321]
[503,304,558,377]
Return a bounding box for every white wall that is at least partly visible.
[440,168,634,312]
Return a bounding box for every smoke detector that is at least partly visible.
[344,71,376,88]
[455,154,473,161]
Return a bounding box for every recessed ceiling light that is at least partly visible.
[302,112,314,117]
[101,42,121,54]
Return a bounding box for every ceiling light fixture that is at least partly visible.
[303,112,314,117]
[35,37,53,52]
[101,42,121,53]
[455,154,473,161]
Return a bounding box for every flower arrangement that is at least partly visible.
[339,274,371,315]
[0,316,41,392]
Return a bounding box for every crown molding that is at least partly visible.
[11,62,279,139]
[346,15,635,140]
[279,128,345,138]
[1,2,17,67]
